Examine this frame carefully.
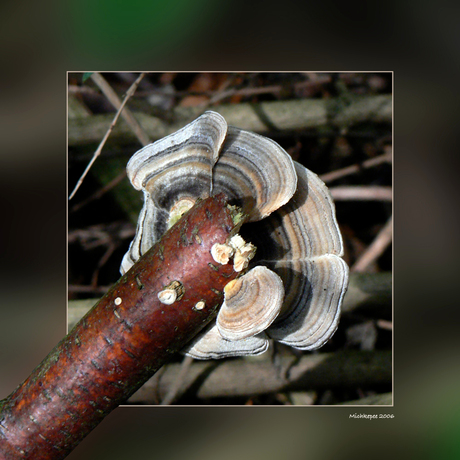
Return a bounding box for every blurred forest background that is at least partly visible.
[68,72,392,406]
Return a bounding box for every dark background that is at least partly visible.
[1,0,459,458]
[68,71,392,406]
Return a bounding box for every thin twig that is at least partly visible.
[329,186,392,201]
[320,151,392,183]
[160,355,194,405]
[203,74,240,105]
[351,215,393,272]
[68,285,112,294]
[90,242,117,287]
[68,222,135,247]
[199,76,333,106]
[376,319,393,330]
[90,72,150,146]
[70,170,127,213]
[68,73,146,200]
[202,85,282,106]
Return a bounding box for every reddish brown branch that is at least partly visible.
[0,194,241,459]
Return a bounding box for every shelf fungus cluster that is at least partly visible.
[121,111,349,359]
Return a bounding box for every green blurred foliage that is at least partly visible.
[61,0,229,64]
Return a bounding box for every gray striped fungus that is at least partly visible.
[184,266,284,359]
[120,112,349,358]
[241,163,349,351]
[120,111,297,275]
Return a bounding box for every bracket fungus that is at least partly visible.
[121,111,349,359]
[241,163,349,350]
[217,265,284,341]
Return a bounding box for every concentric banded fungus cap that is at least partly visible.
[242,162,349,350]
[183,323,269,360]
[120,111,297,274]
[127,111,227,195]
[212,127,297,221]
[217,266,284,341]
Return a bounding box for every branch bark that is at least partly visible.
[66,272,392,405]
[341,271,392,319]
[127,350,392,404]
[338,391,392,405]
[67,272,393,331]
[68,95,392,146]
[0,195,242,459]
